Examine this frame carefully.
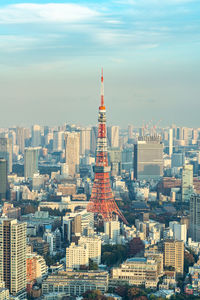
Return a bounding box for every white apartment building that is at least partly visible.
[66,243,88,269]
[169,221,187,243]
[104,220,120,244]
[78,236,101,265]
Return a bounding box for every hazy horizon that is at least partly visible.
[0,0,200,127]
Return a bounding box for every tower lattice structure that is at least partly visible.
[87,70,128,224]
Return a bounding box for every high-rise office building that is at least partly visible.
[80,128,91,156]
[0,159,8,200]
[190,194,200,242]
[108,148,122,176]
[134,136,163,181]
[24,128,31,145]
[90,126,98,155]
[171,152,185,168]
[31,125,41,147]
[183,127,189,141]
[16,127,25,154]
[24,147,39,179]
[122,148,133,172]
[65,132,80,177]
[177,127,183,140]
[164,239,184,275]
[0,219,27,299]
[169,128,173,157]
[182,164,193,202]
[0,137,12,173]
[192,129,198,141]
[53,131,64,152]
[128,125,134,140]
[107,126,119,148]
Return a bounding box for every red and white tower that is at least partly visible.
[87,69,127,224]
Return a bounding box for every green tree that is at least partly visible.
[89,259,98,270]
[82,290,114,300]
[128,287,140,299]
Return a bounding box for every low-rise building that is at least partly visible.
[21,211,61,234]
[2,202,21,219]
[112,257,159,288]
[42,270,109,296]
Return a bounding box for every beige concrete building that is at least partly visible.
[144,250,163,276]
[164,239,184,275]
[112,257,159,288]
[0,219,27,299]
[42,270,109,296]
[65,132,80,177]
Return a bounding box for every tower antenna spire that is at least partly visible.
[101,68,104,107]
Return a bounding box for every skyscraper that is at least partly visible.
[16,127,25,154]
[80,128,91,156]
[65,132,80,177]
[122,148,134,172]
[90,126,98,155]
[128,125,134,140]
[0,137,12,173]
[53,131,64,152]
[182,164,193,202]
[107,126,119,148]
[134,136,163,181]
[108,148,122,176]
[171,152,185,168]
[0,219,27,299]
[190,194,200,242]
[31,125,41,147]
[24,147,39,179]
[177,127,183,140]
[0,158,8,200]
[169,128,173,157]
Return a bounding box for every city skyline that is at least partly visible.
[0,0,200,127]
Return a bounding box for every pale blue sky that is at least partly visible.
[0,0,199,127]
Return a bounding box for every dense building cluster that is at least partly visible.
[1,84,200,299]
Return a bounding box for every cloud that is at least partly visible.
[115,0,197,5]
[0,3,100,24]
[0,35,38,52]
[104,20,123,24]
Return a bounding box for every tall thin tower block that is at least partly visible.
[87,69,127,224]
